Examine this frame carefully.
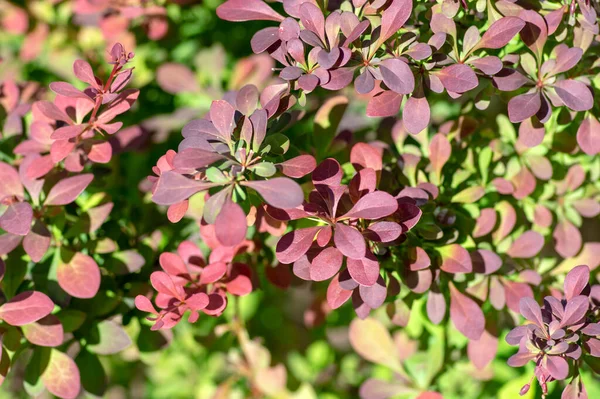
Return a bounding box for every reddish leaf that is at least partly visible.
[473,208,497,238]
[278,155,316,178]
[0,291,54,326]
[508,92,541,123]
[544,355,569,380]
[376,0,413,46]
[23,221,51,262]
[217,0,285,22]
[350,143,383,172]
[560,295,589,327]
[276,227,320,264]
[471,249,502,275]
[44,174,93,206]
[343,191,397,220]
[0,161,23,200]
[310,247,343,281]
[57,252,101,299]
[427,290,446,324]
[327,273,352,309]
[440,244,472,273]
[449,284,485,340]
[74,59,99,88]
[366,90,402,117]
[334,223,366,259]
[519,297,544,328]
[347,252,380,286]
[429,133,451,179]
[577,115,600,155]
[380,58,415,95]
[359,276,387,309]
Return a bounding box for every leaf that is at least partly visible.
[327,273,352,309]
[471,249,502,275]
[242,178,304,209]
[359,276,387,309]
[49,82,89,100]
[519,10,548,60]
[544,355,569,380]
[379,58,415,95]
[334,223,366,259]
[216,0,284,22]
[87,320,132,355]
[554,80,594,112]
[519,297,544,328]
[350,143,383,172]
[73,59,98,88]
[564,265,590,300]
[376,0,413,47]
[314,96,348,158]
[0,291,54,326]
[467,329,498,369]
[41,350,81,399]
[402,96,430,134]
[449,284,485,340]
[22,315,64,347]
[429,133,451,181]
[508,92,541,123]
[343,192,398,219]
[507,231,544,258]
[155,63,199,94]
[477,16,525,49]
[44,174,93,206]
[278,155,316,178]
[152,171,216,205]
[75,350,106,397]
[57,252,101,299]
[310,247,343,281]
[348,318,403,371]
[346,252,380,286]
[215,200,247,247]
[577,115,600,156]
[0,161,23,200]
[51,124,86,140]
[276,227,320,264]
[451,186,485,204]
[437,64,478,93]
[440,244,472,273]
[560,296,589,327]
[427,290,446,324]
[554,220,582,259]
[366,90,402,117]
[473,208,497,238]
[0,202,33,236]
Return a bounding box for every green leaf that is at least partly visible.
[205,167,229,184]
[261,134,290,155]
[55,310,87,333]
[250,162,276,177]
[87,320,132,355]
[75,349,106,397]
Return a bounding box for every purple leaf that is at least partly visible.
[379,58,415,95]
[209,100,236,141]
[0,291,54,326]
[0,161,23,200]
[23,221,51,262]
[152,171,216,206]
[469,56,503,75]
[449,284,485,340]
[554,80,593,112]
[44,174,93,206]
[519,297,545,328]
[376,0,413,47]
[508,92,542,123]
[427,290,446,324]
[402,95,430,134]
[471,249,502,275]
[73,59,100,88]
[577,115,600,156]
[437,64,478,93]
[49,82,90,100]
[518,117,545,148]
[564,265,590,301]
[560,295,589,327]
[477,17,526,49]
[242,178,304,209]
[544,355,569,380]
[215,200,247,247]
[216,0,285,22]
[507,231,544,258]
[519,10,548,60]
[0,202,33,236]
[359,276,387,309]
[364,221,403,243]
[467,330,498,370]
[51,124,87,140]
[251,27,280,53]
[172,148,226,169]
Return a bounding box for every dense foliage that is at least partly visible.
[0,0,599,398]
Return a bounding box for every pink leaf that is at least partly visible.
[343,191,398,220]
[216,0,285,22]
[57,252,101,299]
[449,284,485,340]
[152,171,216,205]
[440,244,472,273]
[334,223,366,259]
[477,16,525,49]
[242,178,304,209]
[467,329,498,369]
[44,174,93,206]
[41,350,81,399]
[564,265,590,300]
[0,291,54,326]
[278,155,316,178]
[437,64,478,93]
[0,202,33,236]
[346,252,380,286]
[215,200,247,247]
[507,230,544,258]
[276,227,320,264]
[22,315,64,347]
[554,220,582,259]
[402,96,430,134]
[327,273,352,309]
[366,90,402,117]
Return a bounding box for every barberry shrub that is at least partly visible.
[1,0,599,398]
